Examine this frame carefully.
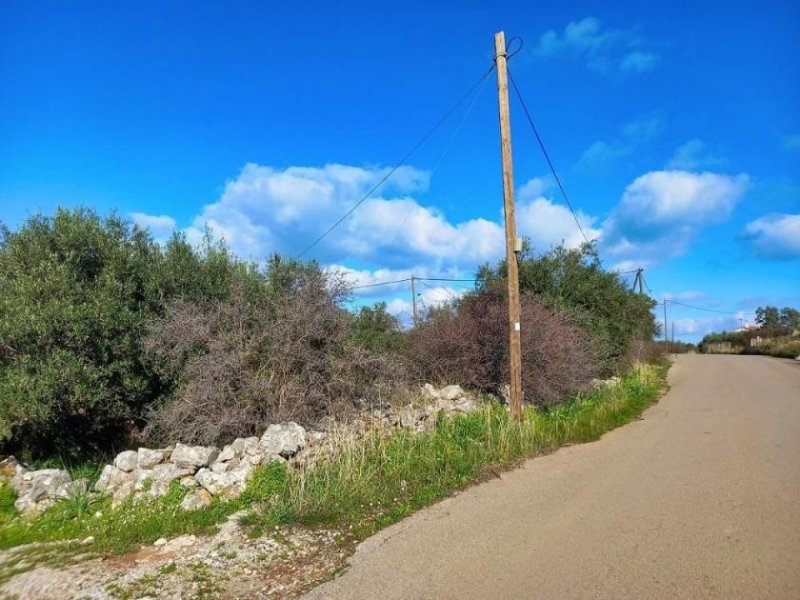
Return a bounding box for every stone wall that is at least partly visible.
[2,384,482,516]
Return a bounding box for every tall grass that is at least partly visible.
[246,362,665,536]
[0,362,666,559]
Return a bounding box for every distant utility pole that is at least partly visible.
[632,268,644,294]
[410,275,418,325]
[494,31,523,419]
[672,322,675,344]
[663,300,669,342]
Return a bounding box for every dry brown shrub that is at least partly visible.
[143,268,407,446]
[407,284,599,406]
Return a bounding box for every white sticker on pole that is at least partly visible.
[514,321,520,331]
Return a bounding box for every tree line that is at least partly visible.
[699,305,800,356]
[0,208,659,460]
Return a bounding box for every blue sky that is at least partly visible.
[2,1,799,341]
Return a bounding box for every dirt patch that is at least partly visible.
[0,513,352,599]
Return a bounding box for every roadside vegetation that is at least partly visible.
[0,207,669,575]
[0,362,666,563]
[700,305,800,358]
[1,207,660,463]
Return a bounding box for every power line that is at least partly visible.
[298,63,496,259]
[350,278,410,290]
[506,66,592,246]
[667,300,741,316]
[419,277,477,283]
[398,71,493,232]
[349,276,477,291]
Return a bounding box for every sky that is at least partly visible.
[2,0,799,342]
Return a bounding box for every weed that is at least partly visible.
[0,483,17,526]
[0,362,666,575]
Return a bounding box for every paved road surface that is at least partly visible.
[305,355,800,599]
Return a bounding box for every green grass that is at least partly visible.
[0,482,17,526]
[0,362,667,569]
[759,339,800,359]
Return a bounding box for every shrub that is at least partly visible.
[350,302,405,354]
[0,208,245,460]
[407,284,599,406]
[0,209,162,459]
[142,257,408,446]
[477,243,658,374]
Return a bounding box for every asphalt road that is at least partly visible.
[305,355,800,599]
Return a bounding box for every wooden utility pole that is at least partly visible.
[632,268,644,294]
[410,275,418,325]
[494,31,523,418]
[663,300,669,342]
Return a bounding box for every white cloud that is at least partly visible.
[517,176,553,201]
[517,175,601,249]
[386,298,413,317]
[666,139,726,170]
[742,214,800,260]
[603,170,749,266]
[533,17,658,74]
[130,212,176,243]
[619,51,659,74]
[517,197,601,250]
[663,290,705,302]
[782,134,800,150]
[384,286,467,322]
[671,312,754,339]
[180,164,602,278]
[577,115,663,172]
[182,162,506,268]
[577,140,631,172]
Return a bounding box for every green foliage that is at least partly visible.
[755,305,800,334]
[0,208,247,460]
[0,483,16,526]
[0,363,666,564]
[755,306,781,332]
[477,242,659,373]
[350,302,404,353]
[701,304,799,356]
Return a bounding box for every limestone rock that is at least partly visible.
[399,405,419,428]
[113,450,138,473]
[211,460,230,474]
[422,383,439,400]
[180,488,213,511]
[217,444,237,463]
[136,463,194,496]
[434,398,456,414]
[137,448,165,469]
[95,465,133,494]
[195,463,255,499]
[12,469,72,514]
[453,397,478,413]
[259,422,306,458]
[170,443,220,469]
[439,385,464,401]
[111,480,135,506]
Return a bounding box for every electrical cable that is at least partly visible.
[667,300,741,316]
[398,68,493,232]
[350,278,411,290]
[506,66,592,246]
[298,63,497,258]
